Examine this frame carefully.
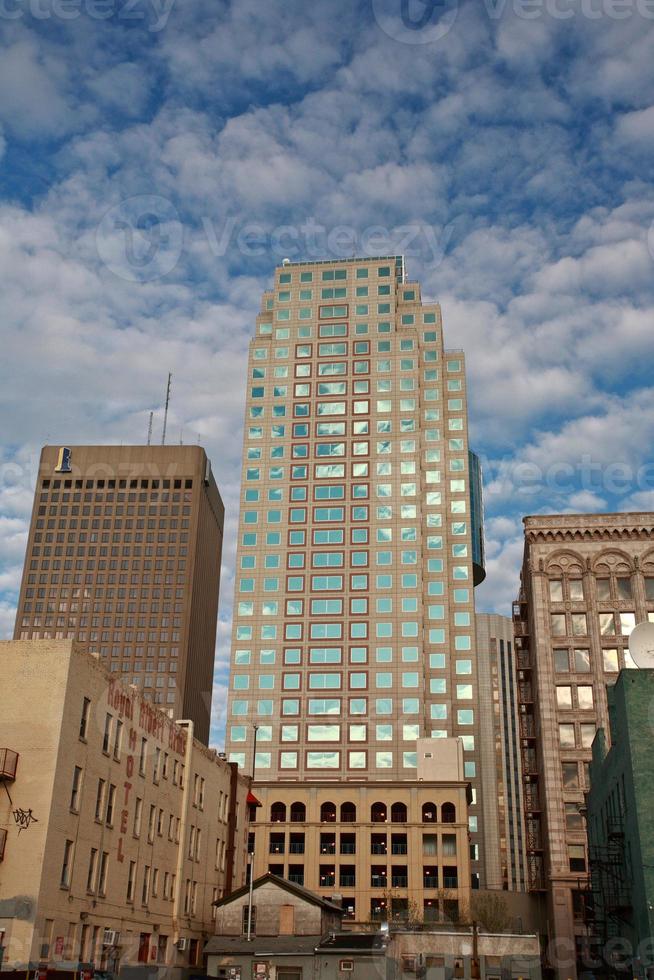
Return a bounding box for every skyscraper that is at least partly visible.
[224,256,491,915]
[13,445,224,745]
[476,613,527,892]
[513,512,654,979]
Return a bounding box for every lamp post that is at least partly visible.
[251,724,259,780]
[246,724,259,942]
[246,852,255,942]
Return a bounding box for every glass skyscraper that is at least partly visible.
[225,256,491,906]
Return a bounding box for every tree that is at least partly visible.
[469,892,511,933]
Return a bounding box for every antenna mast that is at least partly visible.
[147,412,153,446]
[161,373,172,446]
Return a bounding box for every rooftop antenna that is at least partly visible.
[147,411,153,446]
[161,373,172,446]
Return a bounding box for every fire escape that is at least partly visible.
[587,813,632,951]
[0,748,19,862]
[513,596,545,892]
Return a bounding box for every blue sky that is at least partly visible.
[1,0,654,747]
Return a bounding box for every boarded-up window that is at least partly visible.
[279,904,295,935]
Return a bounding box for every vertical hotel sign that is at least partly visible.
[54,447,72,473]
[107,682,187,865]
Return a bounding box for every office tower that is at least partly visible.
[513,512,654,980]
[225,256,489,919]
[13,445,224,745]
[476,613,527,892]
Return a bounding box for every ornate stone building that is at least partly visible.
[513,512,654,980]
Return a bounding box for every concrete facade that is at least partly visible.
[587,670,654,977]
[475,615,527,892]
[0,639,250,977]
[248,740,472,925]
[224,256,490,895]
[513,512,654,979]
[12,445,224,744]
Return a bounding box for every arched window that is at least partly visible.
[441,802,456,823]
[320,801,336,822]
[391,802,407,823]
[422,802,438,823]
[371,802,387,823]
[270,801,286,823]
[290,802,306,823]
[341,802,356,823]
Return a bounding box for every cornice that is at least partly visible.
[523,513,654,544]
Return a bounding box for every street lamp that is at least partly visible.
[246,852,255,942]
[251,724,259,780]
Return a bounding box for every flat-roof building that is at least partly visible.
[0,639,250,977]
[12,445,224,744]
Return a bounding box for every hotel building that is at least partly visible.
[513,512,654,979]
[12,445,224,745]
[0,639,250,976]
[224,256,491,920]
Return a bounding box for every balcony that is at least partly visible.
[289,843,305,854]
[0,749,18,782]
[391,843,408,855]
[518,683,534,703]
[520,716,536,738]
[288,872,304,886]
[423,875,439,889]
[514,620,529,638]
[524,785,541,811]
[391,875,408,888]
[607,817,624,839]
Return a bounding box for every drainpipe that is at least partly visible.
[173,720,194,941]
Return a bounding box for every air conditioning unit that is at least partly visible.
[102,930,119,947]
[176,938,189,951]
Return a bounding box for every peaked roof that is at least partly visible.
[213,872,345,914]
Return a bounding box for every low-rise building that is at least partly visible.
[247,739,472,925]
[587,669,654,977]
[205,873,542,980]
[0,639,251,977]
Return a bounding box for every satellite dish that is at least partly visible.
[282,257,291,266]
[628,621,654,669]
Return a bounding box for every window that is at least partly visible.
[70,766,83,812]
[569,845,586,873]
[562,762,579,788]
[79,697,91,739]
[102,714,112,754]
[60,839,74,887]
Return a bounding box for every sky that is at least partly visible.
[1,0,653,747]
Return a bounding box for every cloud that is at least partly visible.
[0,0,653,740]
